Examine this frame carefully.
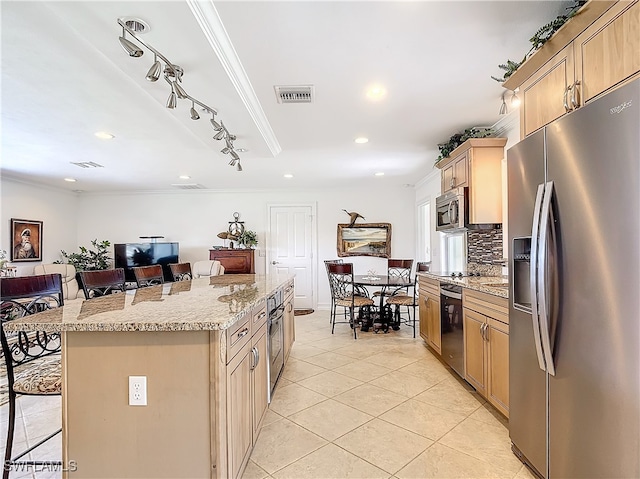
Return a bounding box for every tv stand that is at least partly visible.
[209,248,255,274]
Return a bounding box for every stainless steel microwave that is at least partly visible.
[436,187,466,232]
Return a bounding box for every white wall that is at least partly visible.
[75,186,416,309]
[414,168,441,268]
[1,178,79,276]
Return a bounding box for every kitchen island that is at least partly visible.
[4,274,295,479]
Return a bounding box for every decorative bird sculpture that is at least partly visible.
[217,231,239,241]
[343,209,365,227]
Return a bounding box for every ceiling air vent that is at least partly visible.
[71,161,104,168]
[274,85,314,104]
[171,183,206,190]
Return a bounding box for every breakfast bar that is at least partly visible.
[4,274,295,479]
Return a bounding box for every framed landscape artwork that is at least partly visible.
[10,218,43,262]
[337,223,391,258]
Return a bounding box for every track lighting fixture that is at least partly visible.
[499,89,521,115]
[146,54,161,81]
[119,27,143,57]
[116,17,243,171]
[511,88,521,108]
[190,102,200,120]
[499,92,508,115]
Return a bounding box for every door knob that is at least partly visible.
[272,261,280,265]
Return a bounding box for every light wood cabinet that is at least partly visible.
[225,301,269,478]
[283,281,295,361]
[441,151,468,193]
[436,138,507,226]
[418,276,441,355]
[463,289,509,418]
[505,0,639,138]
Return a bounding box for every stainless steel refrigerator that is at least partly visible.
[507,77,639,479]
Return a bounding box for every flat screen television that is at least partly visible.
[114,242,179,283]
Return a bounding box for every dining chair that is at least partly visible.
[372,259,414,298]
[0,274,64,478]
[169,262,192,282]
[133,265,165,288]
[326,262,374,339]
[79,268,126,299]
[324,259,344,323]
[385,261,429,338]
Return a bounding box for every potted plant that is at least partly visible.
[58,239,112,289]
[238,230,258,249]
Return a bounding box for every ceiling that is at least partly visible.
[1,1,570,193]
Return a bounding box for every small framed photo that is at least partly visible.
[10,218,43,262]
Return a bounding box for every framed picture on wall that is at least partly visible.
[10,218,43,262]
[337,222,391,258]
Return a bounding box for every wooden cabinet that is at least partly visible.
[225,300,268,478]
[209,248,255,274]
[463,289,509,417]
[441,151,468,193]
[418,276,441,355]
[436,138,507,226]
[283,281,295,361]
[505,1,639,138]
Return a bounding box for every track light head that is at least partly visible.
[210,118,222,130]
[499,91,508,115]
[221,147,231,154]
[230,150,240,161]
[167,84,177,109]
[236,162,242,172]
[511,90,521,108]
[213,130,226,141]
[146,55,162,82]
[119,33,143,57]
[174,81,188,100]
[190,102,200,120]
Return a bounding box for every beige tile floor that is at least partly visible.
[0,311,537,479]
[245,311,537,479]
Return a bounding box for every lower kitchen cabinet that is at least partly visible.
[463,289,509,418]
[226,301,269,478]
[283,280,295,361]
[418,276,441,355]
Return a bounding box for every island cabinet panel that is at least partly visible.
[210,249,255,274]
[62,331,214,479]
[251,323,269,442]
[418,276,441,355]
[226,340,253,479]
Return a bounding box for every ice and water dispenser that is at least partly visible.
[512,237,532,311]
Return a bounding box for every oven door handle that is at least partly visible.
[440,289,462,300]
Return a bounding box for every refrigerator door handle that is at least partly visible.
[538,180,557,376]
[530,183,547,371]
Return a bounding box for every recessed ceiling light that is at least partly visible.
[179,175,191,180]
[283,174,294,179]
[64,178,77,182]
[366,85,387,100]
[355,137,369,144]
[236,148,248,153]
[374,172,385,177]
[94,131,115,140]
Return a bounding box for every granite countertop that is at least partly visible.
[4,274,294,333]
[417,272,509,299]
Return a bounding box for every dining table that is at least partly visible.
[353,274,414,332]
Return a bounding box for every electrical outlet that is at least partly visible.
[128,376,147,406]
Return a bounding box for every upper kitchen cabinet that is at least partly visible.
[504,0,639,138]
[437,138,507,225]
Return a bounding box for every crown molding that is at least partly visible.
[187,0,282,157]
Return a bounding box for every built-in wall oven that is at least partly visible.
[440,283,464,378]
[267,289,285,401]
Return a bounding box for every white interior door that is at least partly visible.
[267,204,315,309]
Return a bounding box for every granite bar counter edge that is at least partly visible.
[417,272,509,299]
[4,273,294,333]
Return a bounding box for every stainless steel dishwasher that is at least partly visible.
[440,283,464,378]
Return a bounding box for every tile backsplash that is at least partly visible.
[467,229,503,265]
